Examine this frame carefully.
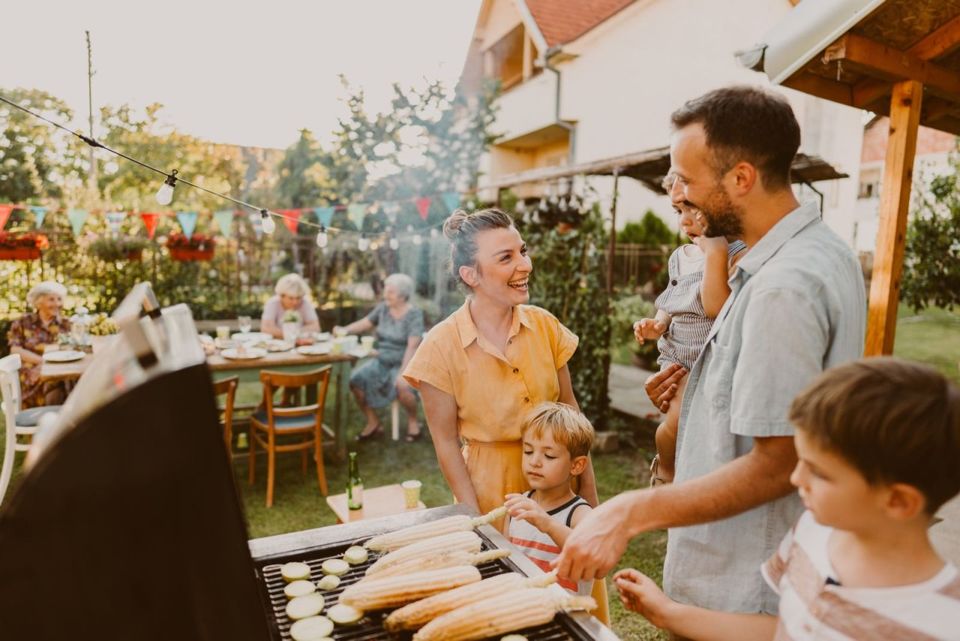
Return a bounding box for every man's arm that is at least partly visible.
[555,435,796,580]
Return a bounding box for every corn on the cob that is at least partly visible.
[384,572,557,632]
[370,549,510,579]
[364,507,507,552]
[338,565,481,611]
[366,531,481,576]
[412,588,596,641]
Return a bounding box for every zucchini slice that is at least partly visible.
[284,580,317,600]
[343,546,369,565]
[316,575,341,591]
[327,603,364,625]
[289,615,334,641]
[280,562,311,583]
[321,558,351,576]
[286,594,325,621]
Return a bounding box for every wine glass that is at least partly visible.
[238,315,252,334]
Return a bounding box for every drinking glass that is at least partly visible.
[238,315,252,334]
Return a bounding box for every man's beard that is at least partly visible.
[696,183,745,239]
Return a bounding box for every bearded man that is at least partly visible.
[555,86,866,620]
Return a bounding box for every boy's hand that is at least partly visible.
[692,234,729,255]
[633,318,667,344]
[613,568,677,630]
[505,493,550,531]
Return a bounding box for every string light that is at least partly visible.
[357,235,370,251]
[538,198,549,212]
[412,234,422,245]
[430,228,439,239]
[389,236,399,250]
[259,209,276,235]
[315,226,329,248]
[155,170,177,206]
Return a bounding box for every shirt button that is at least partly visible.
[523,397,530,403]
[513,368,519,374]
[671,279,678,286]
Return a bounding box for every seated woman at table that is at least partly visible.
[260,273,320,340]
[334,273,425,442]
[6,281,73,408]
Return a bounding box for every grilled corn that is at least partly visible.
[366,531,481,576]
[338,565,481,611]
[363,507,507,552]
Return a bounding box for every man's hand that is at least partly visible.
[553,493,634,581]
[613,568,677,630]
[644,363,687,413]
[504,493,550,531]
[633,318,667,344]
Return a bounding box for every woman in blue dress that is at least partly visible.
[334,273,425,441]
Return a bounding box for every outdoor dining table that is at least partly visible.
[38,337,361,458]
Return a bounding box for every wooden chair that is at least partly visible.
[0,354,61,505]
[248,367,331,507]
[213,376,239,454]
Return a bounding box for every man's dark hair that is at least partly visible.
[790,357,960,515]
[670,85,800,190]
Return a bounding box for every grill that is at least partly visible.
[249,508,613,641]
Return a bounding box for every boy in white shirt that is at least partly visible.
[614,357,960,640]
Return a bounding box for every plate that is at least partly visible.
[232,331,271,342]
[220,347,267,360]
[265,339,293,352]
[314,332,331,342]
[43,350,86,363]
[296,344,332,356]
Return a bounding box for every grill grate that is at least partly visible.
[254,531,592,641]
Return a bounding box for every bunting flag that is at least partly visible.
[441,192,460,213]
[248,210,263,240]
[0,205,12,231]
[67,209,89,237]
[314,206,335,228]
[213,210,235,237]
[106,211,126,234]
[279,209,301,235]
[347,203,367,228]
[176,211,198,239]
[140,212,161,239]
[30,206,47,229]
[415,197,432,221]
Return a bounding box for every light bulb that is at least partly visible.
[516,200,526,213]
[316,229,329,248]
[412,234,422,245]
[389,237,399,250]
[369,241,380,251]
[538,198,548,212]
[430,228,439,238]
[155,171,178,205]
[260,210,276,235]
[358,236,370,251]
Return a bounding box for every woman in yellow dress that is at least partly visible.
[403,209,609,623]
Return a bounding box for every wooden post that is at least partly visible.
[606,169,620,294]
[865,80,923,356]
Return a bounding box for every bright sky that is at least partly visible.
[2,0,482,150]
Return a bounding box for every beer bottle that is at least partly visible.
[347,451,363,510]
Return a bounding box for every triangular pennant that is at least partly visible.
[176,211,198,239]
[415,196,432,221]
[213,209,235,237]
[106,211,126,234]
[441,192,460,213]
[347,203,367,228]
[140,212,160,239]
[248,210,263,240]
[279,209,302,235]
[67,209,89,237]
[314,207,335,227]
[30,206,47,229]
[0,205,12,231]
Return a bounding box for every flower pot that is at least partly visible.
[282,322,300,343]
[0,247,41,260]
[169,247,214,261]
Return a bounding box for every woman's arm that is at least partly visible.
[694,236,733,318]
[558,365,599,507]
[419,381,480,511]
[9,345,42,366]
[301,319,321,334]
[399,335,422,373]
[338,318,375,336]
[261,319,282,339]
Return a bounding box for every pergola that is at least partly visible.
[739,0,960,355]
[488,147,847,291]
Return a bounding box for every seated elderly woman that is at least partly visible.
[260,273,321,340]
[334,273,425,442]
[6,281,73,408]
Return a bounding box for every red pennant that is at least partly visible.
[415,197,432,221]
[140,212,161,239]
[279,209,302,235]
[0,205,12,231]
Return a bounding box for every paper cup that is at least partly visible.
[401,480,422,509]
[361,336,375,350]
[216,325,231,340]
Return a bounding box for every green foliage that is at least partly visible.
[902,170,960,310]
[617,210,677,245]
[275,129,336,208]
[516,199,612,428]
[87,235,149,261]
[610,294,660,370]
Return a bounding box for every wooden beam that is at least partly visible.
[865,80,923,356]
[782,72,853,106]
[910,13,960,61]
[826,33,960,103]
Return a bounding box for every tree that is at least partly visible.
[617,210,677,245]
[275,129,336,208]
[901,169,960,310]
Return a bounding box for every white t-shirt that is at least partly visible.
[261,295,319,328]
[762,511,960,640]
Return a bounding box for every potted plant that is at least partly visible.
[88,235,149,262]
[281,310,301,343]
[0,231,49,260]
[165,233,216,261]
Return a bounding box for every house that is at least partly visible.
[459,0,865,245]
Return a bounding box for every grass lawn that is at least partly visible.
[893,304,960,384]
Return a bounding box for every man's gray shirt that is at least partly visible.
[662,201,866,613]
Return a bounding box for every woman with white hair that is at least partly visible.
[6,281,72,408]
[334,273,425,442]
[260,273,321,340]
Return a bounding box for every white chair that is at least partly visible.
[0,354,62,505]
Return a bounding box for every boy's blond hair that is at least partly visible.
[521,402,595,459]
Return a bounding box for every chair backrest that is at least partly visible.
[259,367,331,422]
[213,376,238,408]
[0,354,23,429]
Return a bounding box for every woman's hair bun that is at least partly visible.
[442,209,469,240]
